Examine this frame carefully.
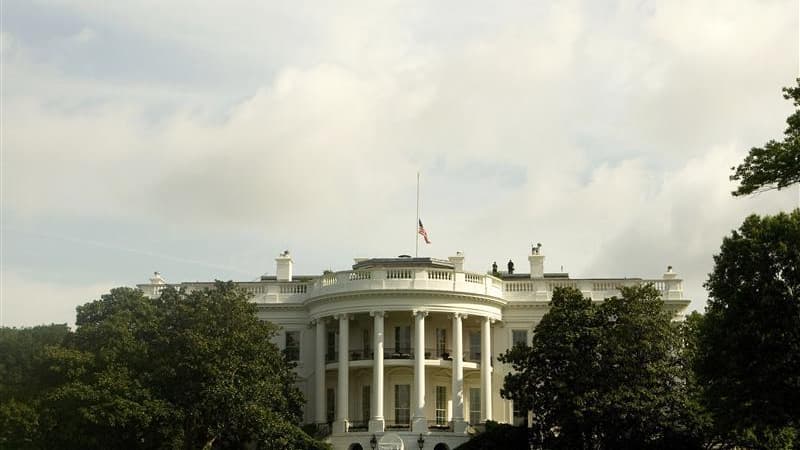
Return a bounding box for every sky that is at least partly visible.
[1,0,798,328]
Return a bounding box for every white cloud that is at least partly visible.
[2,0,798,321]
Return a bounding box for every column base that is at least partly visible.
[453,419,469,434]
[332,420,349,434]
[411,417,428,432]
[368,418,385,433]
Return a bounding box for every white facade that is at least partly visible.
[139,249,689,450]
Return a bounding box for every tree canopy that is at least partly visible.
[696,210,800,448]
[499,285,704,450]
[730,78,800,196]
[1,283,329,450]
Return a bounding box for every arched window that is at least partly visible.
[348,444,364,450]
[434,443,450,450]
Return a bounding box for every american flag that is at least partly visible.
[418,219,431,244]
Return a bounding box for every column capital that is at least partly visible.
[483,316,496,325]
[412,309,429,317]
[452,312,468,320]
[333,313,350,320]
[369,310,385,318]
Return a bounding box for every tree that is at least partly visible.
[730,78,800,196]
[696,210,800,448]
[499,285,704,450]
[30,283,328,450]
[0,324,70,450]
[453,421,529,450]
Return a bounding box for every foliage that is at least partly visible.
[453,421,529,450]
[1,283,329,450]
[731,78,800,196]
[0,324,70,450]
[499,285,705,450]
[696,210,800,448]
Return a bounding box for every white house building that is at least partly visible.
[138,248,689,450]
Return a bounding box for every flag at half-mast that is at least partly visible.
[418,219,431,244]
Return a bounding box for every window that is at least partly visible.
[326,388,335,423]
[435,386,447,425]
[362,385,371,423]
[326,330,336,361]
[285,330,300,361]
[469,388,481,424]
[469,331,480,361]
[512,329,528,347]
[395,384,410,425]
[435,328,447,357]
[395,326,411,354]
[513,401,527,426]
[363,329,371,356]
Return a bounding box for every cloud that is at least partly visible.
[2,0,798,322]
[0,271,116,328]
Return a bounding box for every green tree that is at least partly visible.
[731,78,800,196]
[0,324,70,450]
[500,285,704,450]
[697,210,800,449]
[32,283,328,450]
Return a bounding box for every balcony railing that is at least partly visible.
[325,347,495,365]
[348,348,373,361]
[427,419,454,432]
[385,347,414,359]
[385,420,411,431]
[348,421,369,432]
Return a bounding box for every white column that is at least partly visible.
[412,310,428,432]
[369,311,385,432]
[333,314,349,433]
[315,319,326,424]
[480,316,493,422]
[452,313,468,433]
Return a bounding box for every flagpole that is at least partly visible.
[416,171,420,257]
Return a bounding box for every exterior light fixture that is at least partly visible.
[370,434,378,450]
[417,433,425,449]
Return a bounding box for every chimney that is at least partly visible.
[529,243,545,278]
[276,250,293,281]
[448,251,465,272]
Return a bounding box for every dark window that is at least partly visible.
[363,329,371,355]
[469,331,480,360]
[327,330,336,361]
[395,326,411,354]
[469,387,481,424]
[513,401,527,426]
[512,329,528,347]
[285,330,300,361]
[395,384,410,425]
[435,386,447,425]
[435,328,447,357]
[362,385,371,423]
[326,388,335,423]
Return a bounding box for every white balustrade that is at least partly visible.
[387,269,413,279]
[427,270,453,280]
[465,273,483,284]
[148,269,685,306]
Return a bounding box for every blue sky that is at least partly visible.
[2,0,798,327]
